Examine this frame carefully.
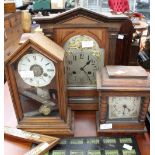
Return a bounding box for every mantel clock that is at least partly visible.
[5,33,74,136]
[96,66,150,133]
[32,7,134,110]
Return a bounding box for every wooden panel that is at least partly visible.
[4,2,16,13]
[106,66,148,78]
[99,94,107,123]
[98,67,150,90]
[4,19,11,30]
[115,20,135,65]
[61,16,100,24]
[69,103,98,111]
[107,30,117,65]
[139,97,150,122]
[68,89,98,97]
[4,11,23,62]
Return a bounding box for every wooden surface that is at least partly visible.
[97,67,150,91]
[4,83,150,155]
[4,11,23,63]
[115,19,134,65]
[106,65,148,78]
[5,127,60,155]
[4,2,16,13]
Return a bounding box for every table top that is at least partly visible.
[4,82,150,155]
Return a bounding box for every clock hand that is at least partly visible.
[126,107,131,112]
[80,67,92,82]
[122,104,127,115]
[80,60,91,70]
[123,107,125,115]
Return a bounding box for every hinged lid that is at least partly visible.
[96,66,150,91]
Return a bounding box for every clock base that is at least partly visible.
[96,112,147,134]
[17,108,74,137]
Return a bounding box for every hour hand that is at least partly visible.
[80,60,91,70]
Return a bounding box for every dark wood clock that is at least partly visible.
[5,33,74,136]
[96,66,150,133]
[33,7,134,110]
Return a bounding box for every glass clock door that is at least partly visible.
[13,47,59,117]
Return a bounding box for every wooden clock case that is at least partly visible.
[33,7,134,110]
[5,33,74,136]
[96,66,150,133]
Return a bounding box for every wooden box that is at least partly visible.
[4,2,16,13]
[96,66,150,133]
[4,11,23,62]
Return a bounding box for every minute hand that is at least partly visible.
[80,67,92,82]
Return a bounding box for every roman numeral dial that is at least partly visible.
[18,53,56,87]
[64,35,104,86]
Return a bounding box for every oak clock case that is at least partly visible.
[5,33,74,136]
[97,66,150,133]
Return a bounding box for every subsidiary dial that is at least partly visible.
[18,53,55,87]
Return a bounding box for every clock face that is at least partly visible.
[64,35,104,87]
[108,97,141,120]
[18,53,55,87]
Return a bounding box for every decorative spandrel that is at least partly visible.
[108,96,141,120]
[13,48,59,117]
[64,35,104,87]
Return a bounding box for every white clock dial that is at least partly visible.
[18,53,55,87]
[108,97,141,119]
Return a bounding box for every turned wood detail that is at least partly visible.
[139,97,150,122]
[99,94,107,123]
